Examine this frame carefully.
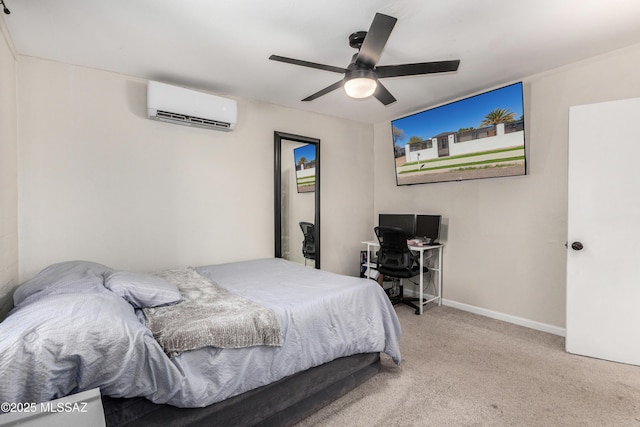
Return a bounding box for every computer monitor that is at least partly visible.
[378,214,415,237]
[415,214,441,244]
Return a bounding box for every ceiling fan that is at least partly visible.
[269,13,460,105]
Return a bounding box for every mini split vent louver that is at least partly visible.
[154,110,233,130]
[147,81,237,131]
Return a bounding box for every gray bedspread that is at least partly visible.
[143,268,281,355]
[0,258,401,408]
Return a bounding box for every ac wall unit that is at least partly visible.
[147,81,237,131]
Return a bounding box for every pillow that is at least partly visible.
[104,271,182,308]
[1,284,174,406]
[13,260,114,307]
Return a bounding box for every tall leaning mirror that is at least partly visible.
[274,131,320,268]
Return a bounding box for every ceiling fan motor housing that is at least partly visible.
[349,31,367,49]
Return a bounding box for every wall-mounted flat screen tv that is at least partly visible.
[391,82,526,185]
[293,144,316,193]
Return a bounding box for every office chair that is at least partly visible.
[299,222,315,266]
[374,226,428,315]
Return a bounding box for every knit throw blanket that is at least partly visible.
[143,268,282,356]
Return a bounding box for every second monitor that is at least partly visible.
[415,214,441,245]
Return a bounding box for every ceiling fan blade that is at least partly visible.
[376,60,460,78]
[269,55,347,74]
[373,81,396,105]
[356,13,397,68]
[302,80,344,102]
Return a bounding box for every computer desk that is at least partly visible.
[362,240,443,315]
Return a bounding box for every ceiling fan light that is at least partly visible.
[344,70,378,99]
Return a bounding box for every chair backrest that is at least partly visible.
[299,222,315,258]
[374,226,414,271]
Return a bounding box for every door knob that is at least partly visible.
[571,241,584,251]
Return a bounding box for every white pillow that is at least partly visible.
[104,271,182,308]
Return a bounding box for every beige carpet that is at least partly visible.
[296,305,640,426]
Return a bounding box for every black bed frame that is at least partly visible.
[102,352,380,427]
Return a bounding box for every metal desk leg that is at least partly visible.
[419,250,424,315]
[365,243,372,280]
[437,246,443,306]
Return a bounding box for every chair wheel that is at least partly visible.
[414,309,420,315]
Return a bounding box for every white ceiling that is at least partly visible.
[3,0,640,124]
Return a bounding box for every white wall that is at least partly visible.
[373,43,640,329]
[0,17,18,320]
[17,57,373,280]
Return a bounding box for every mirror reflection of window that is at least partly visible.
[294,144,316,194]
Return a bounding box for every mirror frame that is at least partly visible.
[274,131,320,268]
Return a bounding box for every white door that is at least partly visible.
[567,97,640,366]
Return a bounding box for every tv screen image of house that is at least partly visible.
[391,82,526,185]
[293,144,316,193]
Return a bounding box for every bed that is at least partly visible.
[0,258,401,426]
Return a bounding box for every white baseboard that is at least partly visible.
[441,298,566,337]
[398,283,566,337]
